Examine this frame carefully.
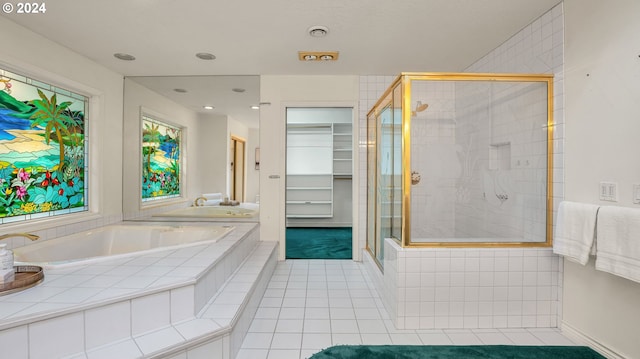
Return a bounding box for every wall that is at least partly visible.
[383,239,560,329]
[0,17,124,244]
[358,75,398,257]
[259,75,360,259]
[453,80,549,241]
[410,81,458,238]
[197,113,228,197]
[246,127,260,204]
[122,79,202,218]
[562,1,640,358]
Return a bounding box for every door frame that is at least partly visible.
[230,135,246,202]
[281,104,359,260]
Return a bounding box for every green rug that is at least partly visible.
[286,227,352,259]
[308,345,606,359]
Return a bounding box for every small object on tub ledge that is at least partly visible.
[0,265,44,296]
[0,243,15,283]
[0,268,14,283]
[220,199,240,206]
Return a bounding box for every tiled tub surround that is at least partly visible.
[0,221,278,359]
[368,239,560,330]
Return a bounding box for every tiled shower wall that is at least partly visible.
[453,80,549,241]
[383,239,560,329]
[359,3,564,329]
[410,82,457,238]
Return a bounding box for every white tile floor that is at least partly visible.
[238,260,576,359]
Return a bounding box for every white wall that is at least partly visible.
[197,114,228,197]
[259,75,360,259]
[0,17,124,240]
[122,79,202,218]
[563,1,640,358]
[246,127,260,203]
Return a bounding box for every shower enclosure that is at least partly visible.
[367,73,554,267]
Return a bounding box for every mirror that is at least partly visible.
[121,75,260,222]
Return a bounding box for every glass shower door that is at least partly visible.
[366,81,403,269]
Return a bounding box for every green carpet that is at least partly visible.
[308,345,606,359]
[286,227,352,259]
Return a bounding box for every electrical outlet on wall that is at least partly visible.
[599,182,618,202]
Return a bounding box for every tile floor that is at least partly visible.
[238,260,576,359]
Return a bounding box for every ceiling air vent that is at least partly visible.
[298,51,339,62]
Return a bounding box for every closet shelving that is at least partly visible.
[332,123,352,178]
[286,124,333,218]
[286,122,352,218]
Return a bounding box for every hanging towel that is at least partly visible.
[595,206,640,283]
[553,201,599,265]
[202,193,223,200]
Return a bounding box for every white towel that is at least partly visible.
[553,201,599,265]
[202,199,222,206]
[595,206,640,283]
[202,193,223,200]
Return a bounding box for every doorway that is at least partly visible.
[230,136,246,202]
[285,107,353,259]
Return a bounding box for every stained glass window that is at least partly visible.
[141,115,181,202]
[0,68,88,223]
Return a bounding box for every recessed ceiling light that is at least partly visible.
[320,55,334,61]
[232,88,246,93]
[114,53,136,61]
[303,54,318,61]
[308,25,329,37]
[195,53,216,60]
[250,105,260,110]
[173,88,188,93]
[203,105,214,110]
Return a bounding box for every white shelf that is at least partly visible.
[285,123,352,218]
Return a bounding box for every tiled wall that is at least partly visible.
[410,81,457,238]
[359,3,564,329]
[453,80,549,241]
[358,75,397,254]
[465,4,565,236]
[384,239,559,329]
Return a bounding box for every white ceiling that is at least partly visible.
[128,75,261,128]
[2,0,561,127]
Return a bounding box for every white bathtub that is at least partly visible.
[154,203,259,219]
[13,223,234,268]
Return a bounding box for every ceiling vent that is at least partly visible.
[308,25,329,37]
[298,51,339,62]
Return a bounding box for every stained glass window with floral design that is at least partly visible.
[0,68,88,224]
[141,115,181,202]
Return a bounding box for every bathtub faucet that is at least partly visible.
[193,196,207,207]
[0,233,40,241]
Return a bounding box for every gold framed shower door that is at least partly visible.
[366,72,555,264]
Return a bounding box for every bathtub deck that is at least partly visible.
[0,221,277,359]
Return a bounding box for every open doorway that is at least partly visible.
[285,107,353,259]
[230,136,246,202]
